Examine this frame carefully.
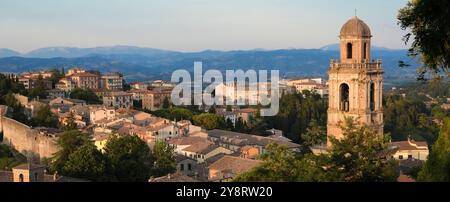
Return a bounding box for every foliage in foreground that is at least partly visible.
[234,118,398,182]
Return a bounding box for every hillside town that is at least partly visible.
[1,67,320,182]
[0,64,437,182]
[0,12,448,184]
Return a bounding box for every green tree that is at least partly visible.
[234,143,329,182]
[28,75,47,99]
[70,88,101,104]
[264,91,327,143]
[301,121,326,148]
[63,144,110,181]
[192,113,225,130]
[0,74,27,100]
[234,118,247,133]
[226,105,232,112]
[49,68,64,88]
[151,141,176,177]
[0,144,26,170]
[162,97,171,109]
[208,105,216,114]
[52,130,91,173]
[327,118,399,182]
[33,105,58,128]
[417,118,450,181]
[3,93,30,125]
[398,0,449,78]
[63,112,78,131]
[226,118,234,130]
[151,107,193,121]
[235,118,399,182]
[104,135,153,182]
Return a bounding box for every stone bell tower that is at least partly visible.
[327,16,384,146]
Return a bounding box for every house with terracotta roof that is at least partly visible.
[148,173,199,182]
[103,91,133,109]
[168,136,233,163]
[208,129,301,154]
[207,155,262,182]
[391,139,429,161]
[69,72,100,89]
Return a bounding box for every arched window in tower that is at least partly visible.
[340,84,350,112]
[363,43,367,60]
[370,82,375,111]
[346,43,353,59]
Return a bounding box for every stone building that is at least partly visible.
[142,90,172,111]
[103,91,133,109]
[327,16,384,145]
[69,72,100,89]
[101,72,123,90]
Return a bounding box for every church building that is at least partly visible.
[327,16,384,146]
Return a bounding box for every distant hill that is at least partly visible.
[22,46,175,58]
[0,46,420,81]
[0,48,20,58]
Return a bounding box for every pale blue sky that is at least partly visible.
[0,0,409,53]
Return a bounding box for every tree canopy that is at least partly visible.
[32,105,58,128]
[70,88,101,104]
[63,144,111,181]
[151,141,176,177]
[398,0,449,78]
[52,130,92,174]
[192,113,225,130]
[417,118,450,181]
[104,135,153,182]
[235,118,398,182]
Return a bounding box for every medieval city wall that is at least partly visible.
[0,115,59,159]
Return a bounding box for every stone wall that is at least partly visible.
[0,106,59,159]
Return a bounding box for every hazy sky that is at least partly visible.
[0,0,410,53]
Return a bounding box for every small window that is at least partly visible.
[370,83,375,111]
[188,163,192,171]
[19,174,24,182]
[346,43,353,59]
[340,84,350,112]
[399,155,403,160]
[363,43,367,59]
[408,155,413,159]
[180,164,184,171]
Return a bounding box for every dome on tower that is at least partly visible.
[340,16,371,37]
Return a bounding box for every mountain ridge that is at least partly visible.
[0,47,419,81]
[1,44,407,59]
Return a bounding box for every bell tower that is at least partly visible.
[327,16,384,146]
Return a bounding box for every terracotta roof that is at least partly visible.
[147,123,172,131]
[149,173,199,182]
[109,91,133,97]
[168,136,209,146]
[391,140,428,151]
[70,72,99,77]
[182,142,218,155]
[208,129,300,149]
[92,132,111,141]
[205,153,226,165]
[208,156,262,174]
